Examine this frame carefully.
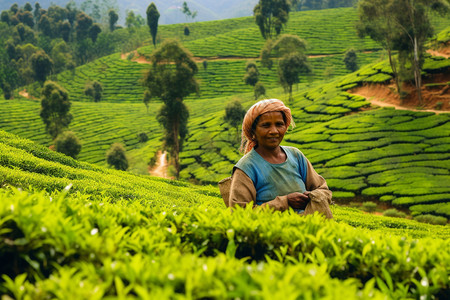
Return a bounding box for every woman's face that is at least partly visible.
[253,111,287,151]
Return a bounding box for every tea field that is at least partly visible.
[2,52,450,219]
[0,130,449,298]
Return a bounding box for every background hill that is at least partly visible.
[0,0,259,24]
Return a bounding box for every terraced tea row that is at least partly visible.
[179,56,450,218]
[41,51,380,104]
[0,99,163,168]
[139,7,450,58]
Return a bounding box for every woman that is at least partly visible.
[220,99,333,218]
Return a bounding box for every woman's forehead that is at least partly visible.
[259,111,284,121]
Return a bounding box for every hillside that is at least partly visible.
[2,7,450,219]
[1,129,450,298]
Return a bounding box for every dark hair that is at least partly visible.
[251,111,287,134]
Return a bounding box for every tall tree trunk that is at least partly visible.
[413,36,423,105]
[172,120,180,179]
[387,48,401,94]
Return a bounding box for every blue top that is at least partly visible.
[234,146,308,205]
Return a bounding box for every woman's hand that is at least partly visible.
[287,191,310,209]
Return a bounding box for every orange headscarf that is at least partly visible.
[240,99,295,154]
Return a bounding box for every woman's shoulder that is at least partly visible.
[282,145,304,157]
[235,149,259,168]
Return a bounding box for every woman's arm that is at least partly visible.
[229,168,290,211]
[305,158,332,204]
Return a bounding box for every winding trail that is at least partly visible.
[121,51,343,64]
[149,151,170,178]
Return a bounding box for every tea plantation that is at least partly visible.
[0,130,449,298]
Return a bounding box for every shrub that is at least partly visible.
[383,208,407,218]
[138,132,148,143]
[362,201,377,212]
[54,131,82,159]
[414,214,447,225]
[2,82,12,99]
[106,143,128,171]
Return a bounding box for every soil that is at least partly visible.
[350,72,450,114]
[19,90,38,100]
[148,150,171,179]
[427,43,450,59]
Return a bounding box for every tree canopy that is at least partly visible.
[146,2,160,47]
[39,81,72,139]
[254,0,290,40]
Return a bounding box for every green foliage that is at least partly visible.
[108,9,119,32]
[0,131,450,297]
[362,201,377,212]
[39,81,72,140]
[254,0,290,40]
[344,48,358,72]
[84,80,103,102]
[31,50,53,82]
[146,2,160,47]
[54,131,82,159]
[224,101,246,135]
[414,214,447,225]
[143,39,199,178]
[382,208,406,218]
[106,142,128,171]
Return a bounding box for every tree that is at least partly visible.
[254,0,290,40]
[143,39,199,178]
[60,21,71,42]
[84,80,103,102]
[143,90,151,113]
[358,0,449,104]
[54,131,81,158]
[391,0,449,105]
[106,143,128,170]
[24,2,33,12]
[343,48,358,72]
[2,82,12,99]
[88,23,101,43]
[1,11,10,25]
[108,9,118,32]
[224,101,246,141]
[184,25,190,36]
[146,2,160,47]
[262,34,311,101]
[75,12,93,41]
[126,10,144,29]
[254,81,266,99]
[243,61,261,99]
[357,0,402,93]
[31,50,53,82]
[278,52,311,101]
[40,81,72,139]
[182,1,198,22]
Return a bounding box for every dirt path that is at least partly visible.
[352,91,447,114]
[19,90,38,100]
[149,151,170,178]
[121,51,341,64]
[350,70,450,114]
[427,48,450,59]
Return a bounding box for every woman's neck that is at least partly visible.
[255,146,286,164]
